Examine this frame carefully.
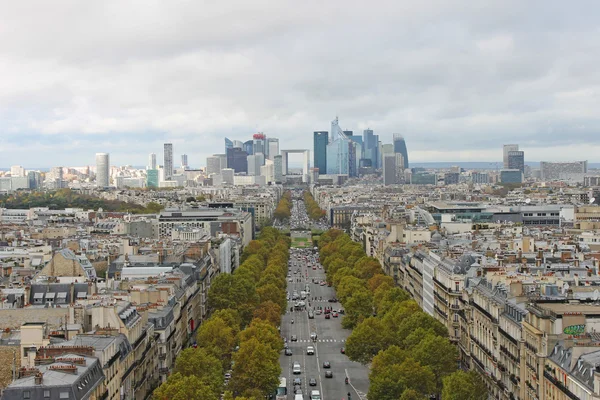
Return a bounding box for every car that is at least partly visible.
[288,278,293,282]
[332,311,338,317]
[308,311,314,319]
[291,335,297,342]
[320,281,326,286]
[306,346,315,355]
[325,313,330,319]
[325,370,333,378]
[340,347,345,354]
[285,348,293,356]
[293,377,302,386]
[316,309,323,315]
[309,377,317,386]
[322,361,331,368]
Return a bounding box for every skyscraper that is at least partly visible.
[247,153,265,176]
[95,153,110,187]
[226,147,248,173]
[206,156,222,175]
[383,154,396,185]
[327,117,355,176]
[314,131,328,175]
[267,138,280,159]
[503,144,519,169]
[274,155,283,183]
[363,129,380,169]
[148,153,157,170]
[225,138,233,154]
[507,151,525,174]
[393,134,409,169]
[181,154,188,169]
[164,143,173,181]
[252,133,266,155]
[243,140,254,156]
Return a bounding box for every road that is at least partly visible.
[279,249,369,400]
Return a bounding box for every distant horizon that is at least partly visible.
[2,160,599,172]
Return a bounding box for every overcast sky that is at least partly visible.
[1,0,599,168]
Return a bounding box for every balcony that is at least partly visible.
[159,353,166,360]
[543,371,579,400]
[159,367,170,375]
[450,304,460,310]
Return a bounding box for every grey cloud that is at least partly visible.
[1,0,600,167]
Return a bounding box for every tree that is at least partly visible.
[153,373,215,400]
[253,300,282,326]
[367,274,395,293]
[370,345,408,377]
[345,317,390,364]
[207,274,237,312]
[256,283,286,311]
[368,358,435,400]
[230,337,281,397]
[399,389,427,400]
[211,309,242,335]
[353,256,383,281]
[441,370,488,400]
[373,287,410,316]
[238,319,283,353]
[410,334,458,392]
[195,316,236,369]
[173,348,223,397]
[336,276,367,303]
[342,289,373,328]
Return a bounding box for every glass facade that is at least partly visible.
[147,169,159,188]
[313,131,328,174]
[393,134,409,169]
[326,137,349,175]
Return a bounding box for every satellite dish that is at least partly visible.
[525,198,531,204]
[593,289,599,301]
[590,197,596,204]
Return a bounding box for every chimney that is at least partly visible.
[34,372,43,385]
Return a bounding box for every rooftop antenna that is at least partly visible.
[593,289,599,301]
[525,198,531,204]
[590,197,596,204]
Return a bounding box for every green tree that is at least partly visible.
[195,316,236,369]
[345,317,390,364]
[253,300,282,326]
[409,334,458,392]
[336,276,367,302]
[173,348,223,397]
[367,274,395,293]
[441,370,488,400]
[211,309,242,335]
[207,274,237,312]
[342,289,374,328]
[256,283,286,311]
[353,256,383,280]
[399,389,426,400]
[368,358,435,400]
[238,319,283,353]
[230,337,281,397]
[153,373,215,400]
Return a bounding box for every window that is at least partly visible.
[23,392,31,399]
[60,392,70,399]
[44,390,50,398]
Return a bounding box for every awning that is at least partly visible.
[57,292,68,299]
[45,292,56,299]
[33,293,44,299]
[76,292,87,299]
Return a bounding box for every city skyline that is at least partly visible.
[1,2,600,166]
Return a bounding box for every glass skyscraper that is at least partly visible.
[363,129,379,169]
[393,134,409,169]
[313,131,328,174]
[164,143,173,180]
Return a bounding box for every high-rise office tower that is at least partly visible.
[226,147,248,173]
[225,138,233,154]
[274,155,283,183]
[253,133,266,156]
[148,153,157,170]
[383,154,396,185]
[10,166,25,177]
[243,140,254,156]
[267,138,280,159]
[95,153,110,187]
[206,156,222,175]
[363,129,380,169]
[503,144,519,169]
[393,134,409,169]
[181,154,188,169]
[314,131,328,175]
[507,151,525,174]
[247,153,265,176]
[327,117,355,176]
[164,143,173,181]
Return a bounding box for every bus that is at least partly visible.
[275,377,287,400]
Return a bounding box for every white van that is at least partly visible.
[294,394,304,400]
[293,362,301,374]
[310,390,321,400]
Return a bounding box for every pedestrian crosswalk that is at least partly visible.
[293,339,345,343]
